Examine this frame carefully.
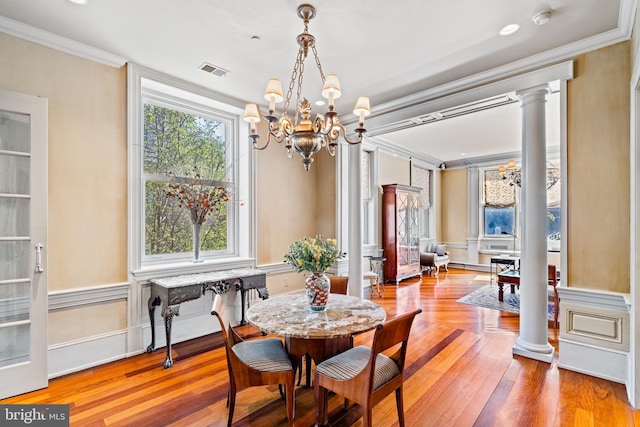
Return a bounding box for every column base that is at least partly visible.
[513,337,554,363]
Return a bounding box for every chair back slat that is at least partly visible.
[211,295,233,352]
[370,309,422,364]
[548,265,558,287]
[328,276,349,295]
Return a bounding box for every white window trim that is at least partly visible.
[127,64,255,281]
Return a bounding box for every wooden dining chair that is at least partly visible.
[328,275,349,295]
[548,264,560,328]
[211,295,295,427]
[298,275,350,386]
[314,308,422,427]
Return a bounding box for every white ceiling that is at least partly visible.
[0,0,631,163]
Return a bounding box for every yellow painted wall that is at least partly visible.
[440,168,468,260]
[0,34,128,290]
[254,118,340,267]
[567,41,630,292]
[0,34,128,343]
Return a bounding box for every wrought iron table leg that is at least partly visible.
[162,306,178,369]
[146,296,160,353]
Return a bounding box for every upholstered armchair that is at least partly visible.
[420,243,450,276]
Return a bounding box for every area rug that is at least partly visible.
[457,284,555,320]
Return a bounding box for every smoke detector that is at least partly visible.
[532,4,553,26]
[199,63,230,77]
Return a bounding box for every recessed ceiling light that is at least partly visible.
[315,100,325,106]
[499,24,520,36]
[460,152,466,156]
[68,0,88,4]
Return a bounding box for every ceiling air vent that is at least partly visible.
[199,63,230,77]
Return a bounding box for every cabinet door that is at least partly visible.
[409,192,420,267]
[396,191,410,270]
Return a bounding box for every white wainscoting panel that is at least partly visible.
[558,286,631,385]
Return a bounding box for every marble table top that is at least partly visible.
[246,292,386,339]
[150,268,265,288]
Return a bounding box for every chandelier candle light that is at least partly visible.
[243,4,371,171]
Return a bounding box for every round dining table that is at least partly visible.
[245,292,387,387]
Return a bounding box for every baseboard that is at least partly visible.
[558,338,627,384]
[48,330,128,379]
[449,262,489,273]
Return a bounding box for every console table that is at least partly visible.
[146,268,268,368]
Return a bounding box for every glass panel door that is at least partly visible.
[0,90,48,399]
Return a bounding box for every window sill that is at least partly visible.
[132,257,256,282]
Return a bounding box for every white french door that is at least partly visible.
[0,90,48,399]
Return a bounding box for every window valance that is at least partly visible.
[484,170,515,207]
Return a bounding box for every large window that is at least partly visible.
[482,166,561,249]
[142,100,233,261]
[484,206,515,235]
[483,169,517,238]
[128,66,251,275]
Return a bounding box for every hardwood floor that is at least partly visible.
[3,269,639,426]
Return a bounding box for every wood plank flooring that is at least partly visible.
[2,269,638,426]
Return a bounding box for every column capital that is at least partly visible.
[516,84,550,99]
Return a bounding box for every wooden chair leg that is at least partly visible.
[227,387,236,427]
[362,405,373,427]
[285,379,295,426]
[396,386,405,427]
[315,382,328,426]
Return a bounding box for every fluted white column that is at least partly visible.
[348,143,363,298]
[513,85,554,363]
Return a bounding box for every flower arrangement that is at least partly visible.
[283,235,346,273]
[166,171,229,225]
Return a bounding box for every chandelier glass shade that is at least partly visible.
[498,160,560,190]
[243,4,370,171]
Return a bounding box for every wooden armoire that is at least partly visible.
[382,184,422,284]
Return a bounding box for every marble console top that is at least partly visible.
[246,293,386,339]
[151,268,265,288]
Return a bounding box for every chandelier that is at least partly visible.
[498,160,560,190]
[243,4,370,171]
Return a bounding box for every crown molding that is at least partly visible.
[0,15,127,68]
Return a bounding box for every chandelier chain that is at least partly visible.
[311,44,326,83]
[296,53,305,123]
[283,46,304,116]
